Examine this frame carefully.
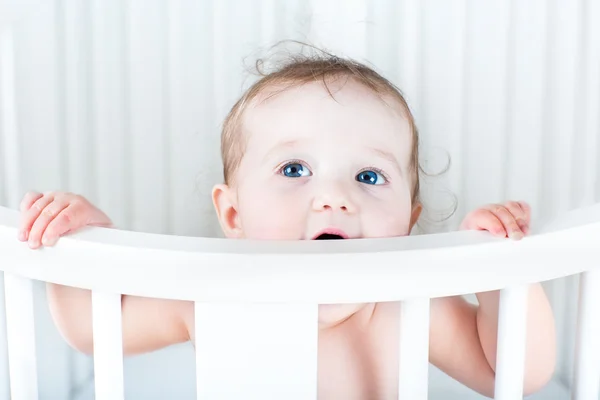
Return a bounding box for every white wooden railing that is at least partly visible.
[1,203,600,400]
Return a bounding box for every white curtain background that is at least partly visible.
[0,0,599,398]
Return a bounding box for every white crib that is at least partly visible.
[1,202,600,400]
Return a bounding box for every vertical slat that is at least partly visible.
[419,0,467,232]
[505,0,547,222]
[90,0,130,229]
[54,0,68,192]
[195,302,318,400]
[570,0,596,209]
[0,274,8,400]
[308,0,368,60]
[0,32,5,208]
[571,271,600,400]
[127,0,169,234]
[560,273,581,389]
[0,25,25,398]
[366,0,400,74]
[91,291,124,400]
[63,0,94,196]
[12,0,63,193]
[540,0,582,216]
[167,0,219,238]
[580,0,600,206]
[4,273,38,400]
[212,0,228,123]
[398,298,430,399]
[341,0,368,60]
[539,32,589,395]
[462,0,511,211]
[396,0,422,120]
[1,26,23,400]
[279,0,312,41]
[0,28,21,211]
[493,285,528,400]
[259,0,277,46]
[209,0,255,119]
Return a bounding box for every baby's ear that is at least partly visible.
[409,202,422,232]
[212,184,243,238]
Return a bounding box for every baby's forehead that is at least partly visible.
[248,78,407,116]
[244,80,410,134]
[239,79,413,162]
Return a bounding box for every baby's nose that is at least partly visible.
[312,187,357,213]
[315,200,349,212]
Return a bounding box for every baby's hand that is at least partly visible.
[18,191,112,249]
[459,201,531,240]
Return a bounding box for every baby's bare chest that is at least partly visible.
[317,303,401,400]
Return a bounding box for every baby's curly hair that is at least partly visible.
[220,41,422,205]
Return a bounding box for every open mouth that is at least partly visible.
[314,233,345,240]
[311,229,349,240]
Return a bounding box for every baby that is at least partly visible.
[16,52,555,399]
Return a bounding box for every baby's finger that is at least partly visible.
[19,194,54,241]
[518,201,532,221]
[486,205,524,240]
[28,199,70,248]
[19,191,43,212]
[18,191,43,240]
[41,205,77,246]
[503,201,530,235]
[463,209,507,237]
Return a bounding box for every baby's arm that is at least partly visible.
[18,191,193,355]
[46,285,192,355]
[429,201,556,397]
[318,303,372,329]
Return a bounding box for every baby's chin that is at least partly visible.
[247,234,408,241]
[240,227,410,240]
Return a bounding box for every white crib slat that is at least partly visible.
[396,0,421,119]
[90,0,130,229]
[128,0,169,234]
[91,291,124,400]
[493,285,528,400]
[0,28,22,212]
[544,1,581,215]
[398,298,430,399]
[506,0,547,216]
[581,0,600,205]
[195,302,318,400]
[308,0,368,60]
[0,274,9,400]
[463,1,511,211]
[571,271,600,400]
[259,0,276,46]
[62,0,95,196]
[4,273,38,400]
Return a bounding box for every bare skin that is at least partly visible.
[18,81,556,399]
[21,191,555,399]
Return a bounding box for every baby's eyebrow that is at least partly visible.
[263,140,300,162]
[369,147,403,176]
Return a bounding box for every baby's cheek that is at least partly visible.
[361,201,412,238]
[239,189,306,240]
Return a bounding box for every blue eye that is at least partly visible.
[356,170,386,185]
[281,162,311,178]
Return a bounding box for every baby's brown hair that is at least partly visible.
[220,43,422,205]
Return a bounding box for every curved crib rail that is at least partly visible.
[1,204,600,303]
[1,203,600,400]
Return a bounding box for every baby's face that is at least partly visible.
[213,79,418,240]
